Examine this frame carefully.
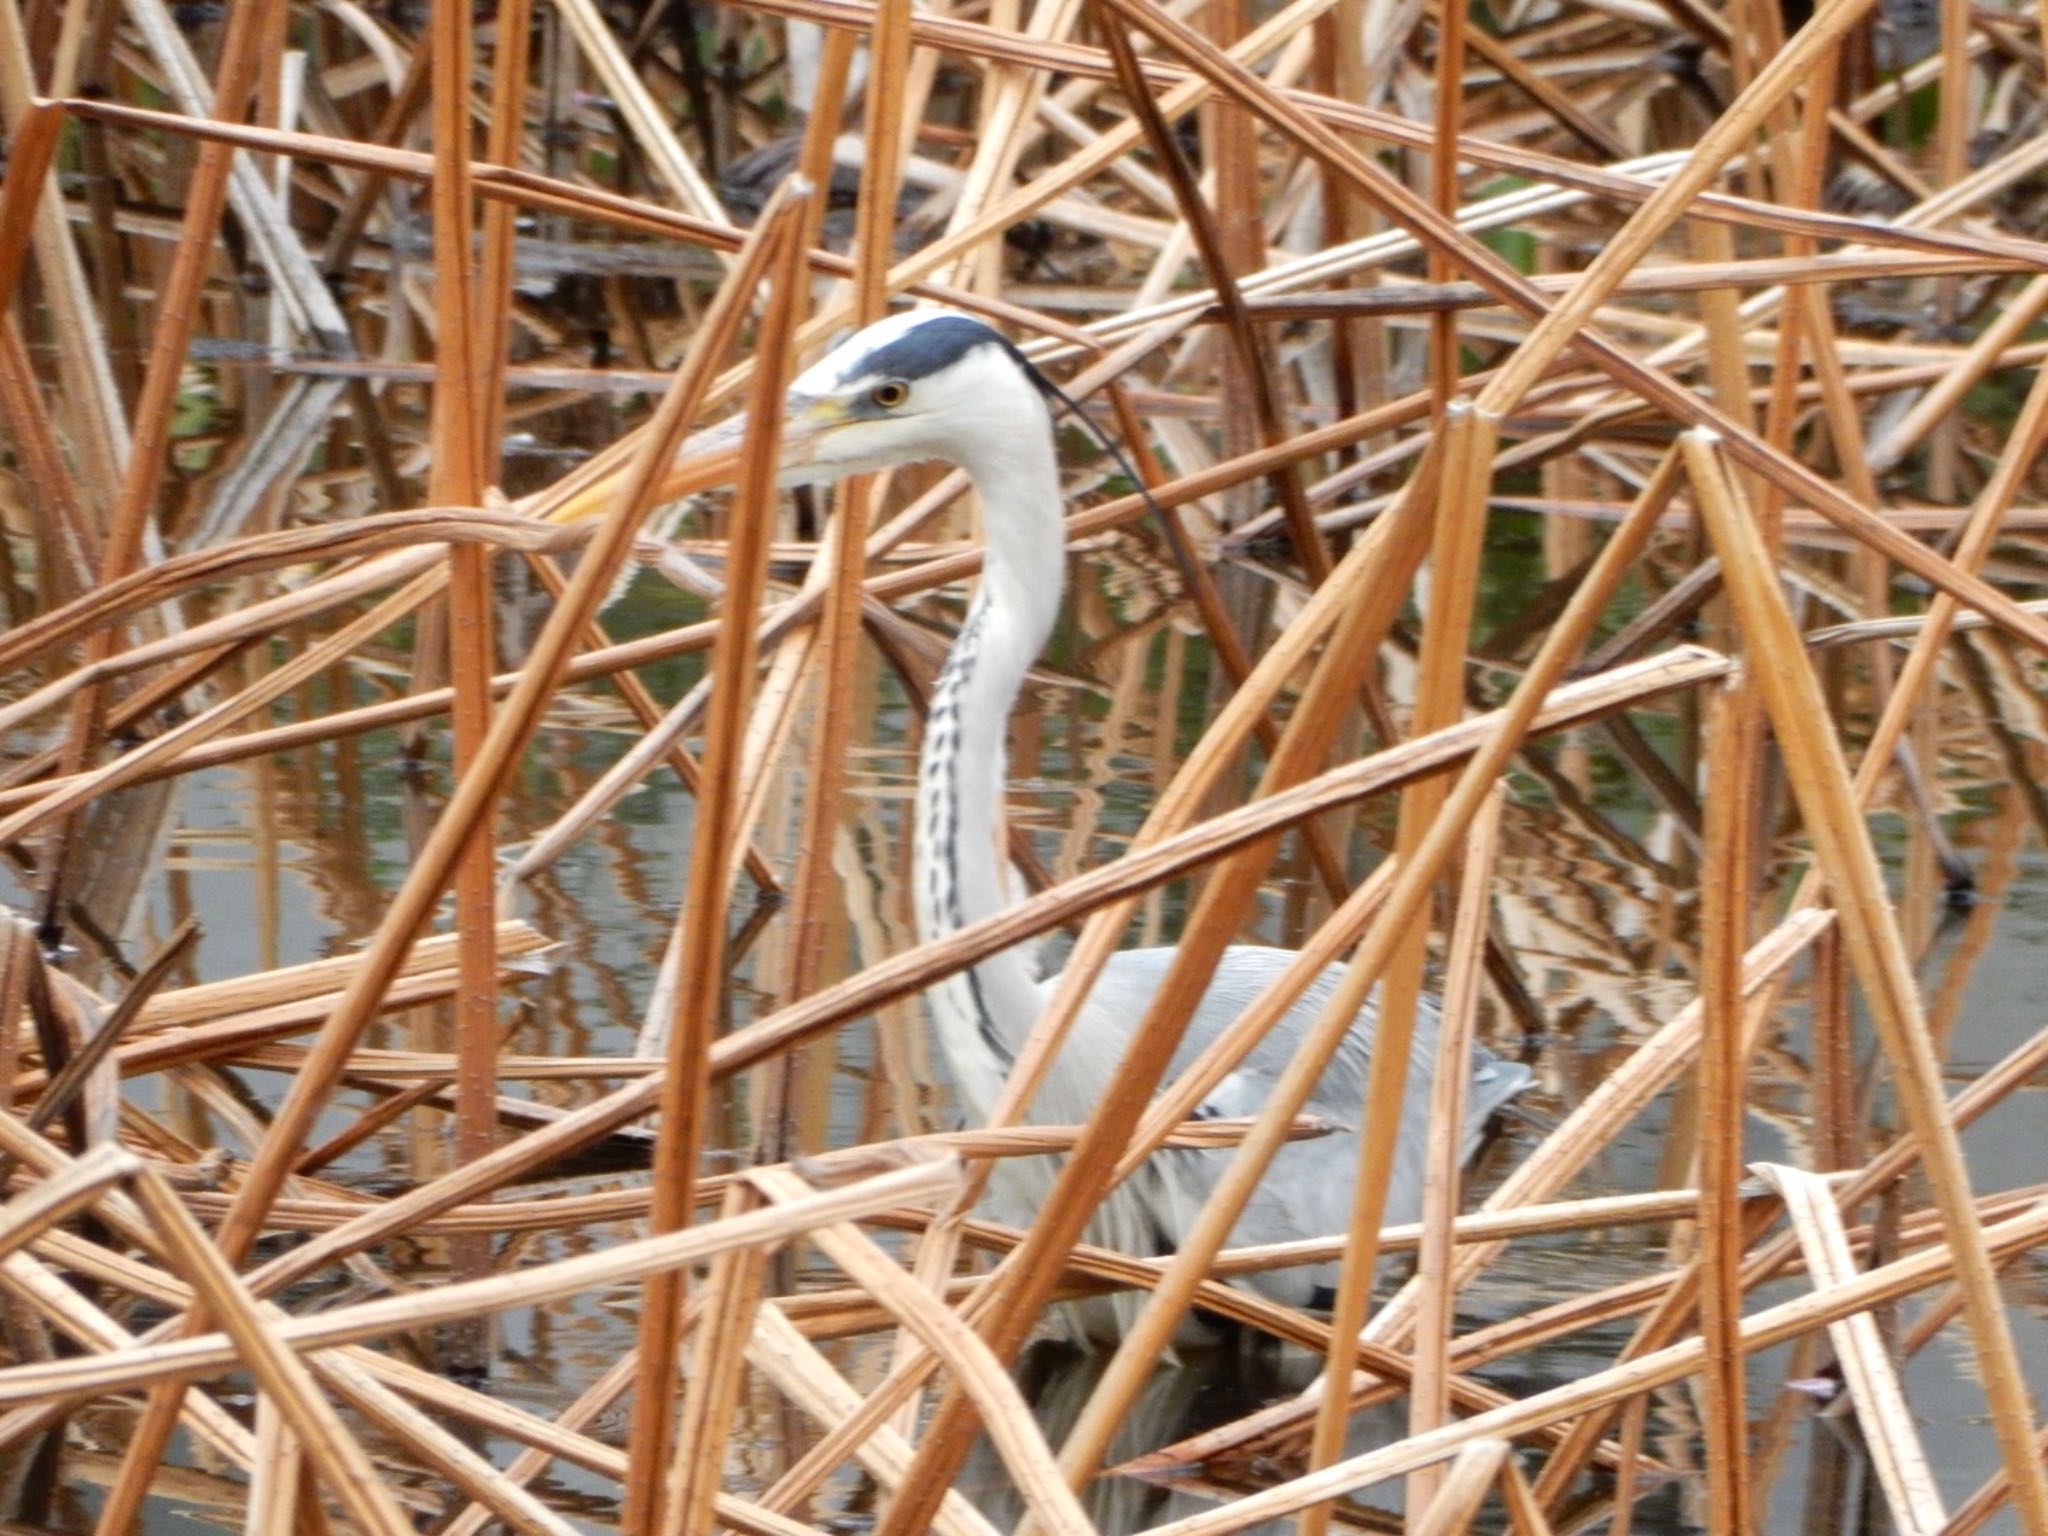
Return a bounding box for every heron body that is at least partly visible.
[781,309,1531,1343]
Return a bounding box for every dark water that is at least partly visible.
[6,530,2047,1534]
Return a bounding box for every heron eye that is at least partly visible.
[870,380,910,410]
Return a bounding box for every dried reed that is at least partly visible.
[0,0,2045,1532]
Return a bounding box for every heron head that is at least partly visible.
[777,309,1048,485]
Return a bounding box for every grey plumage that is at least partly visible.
[777,309,1532,1345]
[975,947,1530,1341]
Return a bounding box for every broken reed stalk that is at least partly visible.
[76,1350,600,1535]
[1757,1163,1946,1534]
[0,572,442,847]
[745,1305,1004,1536]
[473,0,533,472]
[438,1352,640,1536]
[1411,1439,1509,1536]
[1498,1458,1561,1536]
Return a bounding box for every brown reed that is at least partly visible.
[0,0,2046,1532]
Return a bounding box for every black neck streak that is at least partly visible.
[921,597,1013,1067]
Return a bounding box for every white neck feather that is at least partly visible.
[911,385,1065,1115]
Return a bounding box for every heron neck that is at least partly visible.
[912,417,1064,1111]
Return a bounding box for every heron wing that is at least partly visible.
[1046,945,1529,1311]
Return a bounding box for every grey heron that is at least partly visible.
[775,308,1532,1341]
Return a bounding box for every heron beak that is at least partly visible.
[543,417,739,525]
[544,391,844,525]
[772,392,851,485]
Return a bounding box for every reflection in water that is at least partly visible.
[963,1341,1405,1535]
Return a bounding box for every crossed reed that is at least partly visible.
[0,0,2045,1529]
